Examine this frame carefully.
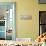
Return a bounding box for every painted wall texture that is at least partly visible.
[0,0,46,40]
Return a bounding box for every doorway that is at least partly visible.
[0,2,16,40]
